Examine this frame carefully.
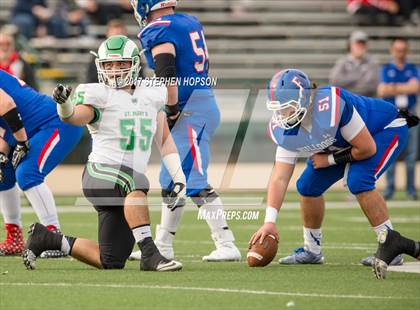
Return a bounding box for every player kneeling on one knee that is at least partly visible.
[22,35,186,272]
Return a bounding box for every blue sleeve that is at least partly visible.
[139,22,177,70]
[380,65,390,83]
[338,88,355,127]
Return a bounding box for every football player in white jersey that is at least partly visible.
[22,35,185,272]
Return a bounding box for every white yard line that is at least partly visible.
[0,282,418,300]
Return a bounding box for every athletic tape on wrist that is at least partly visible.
[162,153,185,184]
[264,206,278,223]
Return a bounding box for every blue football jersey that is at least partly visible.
[139,13,212,107]
[0,69,60,139]
[380,63,419,110]
[269,86,399,155]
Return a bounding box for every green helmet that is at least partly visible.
[95,35,141,88]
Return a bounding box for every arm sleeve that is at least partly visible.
[275,145,297,164]
[340,108,365,142]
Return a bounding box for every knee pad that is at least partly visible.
[347,177,373,195]
[190,186,219,207]
[296,177,324,197]
[15,164,43,191]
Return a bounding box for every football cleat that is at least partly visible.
[154,225,175,260]
[202,229,241,262]
[360,254,403,267]
[22,223,61,270]
[40,228,68,259]
[40,250,68,259]
[202,244,241,262]
[372,229,405,279]
[0,224,25,256]
[140,251,182,272]
[279,247,324,264]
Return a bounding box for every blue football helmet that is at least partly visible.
[130,0,178,26]
[267,69,312,130]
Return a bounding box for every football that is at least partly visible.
[247,234,278,267]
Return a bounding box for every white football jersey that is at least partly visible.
[72,82,167,173]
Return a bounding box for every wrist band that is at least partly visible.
[57,100,74,119]
[164,103,180,117]
[332,147,354,165]
[264,206,278,223]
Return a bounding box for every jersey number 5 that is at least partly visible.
[190,31,209,73]
[120,118,152,152]
[318,96,330,112]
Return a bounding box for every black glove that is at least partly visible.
[165,103,181,130]
[165,182,187,211]
[398,109,419,128]
[53,84,72,105]
[12,140,29,168]
[0,152,9,183]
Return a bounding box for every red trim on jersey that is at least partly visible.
[334,87,340,125]
[139,20,171,38]
[37,128,59,169]
[374,134,399,176]
[188,125,199,170]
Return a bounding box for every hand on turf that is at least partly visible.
[310,153,329,169]
[12,141,29,168]
[166,182,187,211]
[0,152,9,182]
[249,223,279,245]
[53,84,72,105]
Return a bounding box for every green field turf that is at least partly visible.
[0,195,419,310]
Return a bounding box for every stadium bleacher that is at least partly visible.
[1,0,419,88]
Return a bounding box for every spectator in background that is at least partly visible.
[83,0,132,25]
[0,30,37,90]
[378,38,420,200]
[347,0,399,25]
[10,0,86,39]
[85,19,127,83]
[329,30,379,97]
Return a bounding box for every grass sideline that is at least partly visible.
[0,194,419,310]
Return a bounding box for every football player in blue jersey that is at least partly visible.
[0,69,84,256]
[129,0,241,261]
[249,68,418,266]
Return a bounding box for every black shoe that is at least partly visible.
[372,229,403,279]
[22,223,61,270]
[140,251,182,272]
[40,228,68,259]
